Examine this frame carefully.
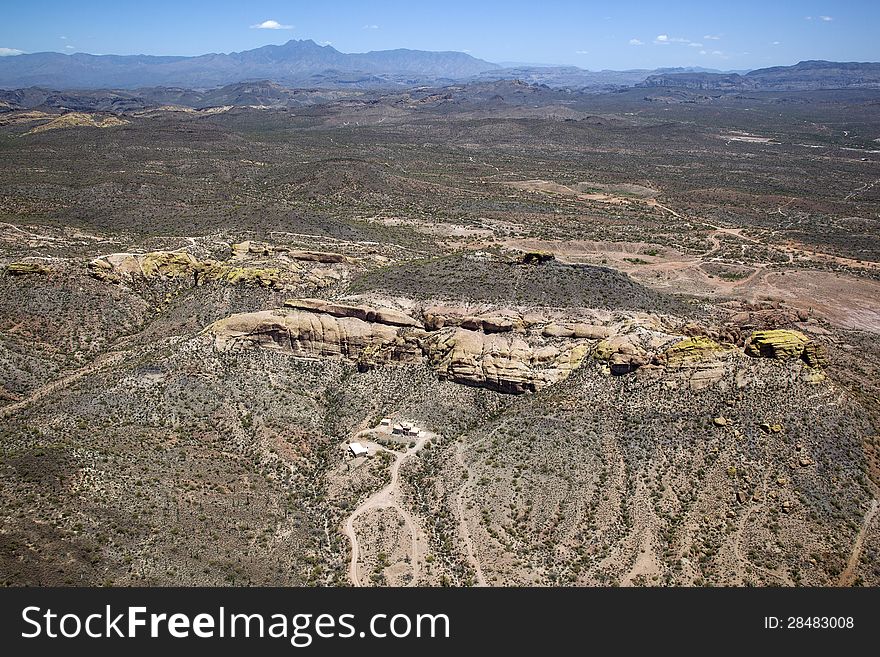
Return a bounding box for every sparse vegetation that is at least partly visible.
[0,81,878,588]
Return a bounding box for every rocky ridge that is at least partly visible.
[87,249,346,289]
[207,299,829,394]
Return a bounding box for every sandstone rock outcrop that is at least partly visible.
[661,336,732,390]
[211,301,594,394]
[745,329,809,360]
[87,250,322,289]
[425,327,589,393]
[521,251,555,265]
[210,309,423,364]
[5,262,50,276]
[543,323,612,340]
[593,334,650,374]
[284,298,422,328]
[232,240,349,263]
[745,329,827,372]
[801,341,828,368]
[423,308,524,333]
[207,300,830,395]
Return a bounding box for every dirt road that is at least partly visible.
[838,497,878,586]
[0,350,126,419]
[343,432,429,586]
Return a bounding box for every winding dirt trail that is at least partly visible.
[343,432,429,586]
[838,497,878,586]
[844,177,880,202]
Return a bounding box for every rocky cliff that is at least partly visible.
[206,299,829,394]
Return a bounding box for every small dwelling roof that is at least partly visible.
[380,418,392,425]
[348,442,369,456]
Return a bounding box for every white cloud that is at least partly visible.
[60,36,67,40]
[699,50,707,55]
[319,40,332,46]
[772,41,781,45]
[819,15,833,21]
[703,34,721,40]
[688,42,703,47]
[362,24,379,30]
[0,47,24,56]
[712,50,723,56]
[804,16,813,20]
[575,50,589,54]
[250,20,293,30]
[65,45,74,50]
[654,34,698,46]
[628,38,643,45]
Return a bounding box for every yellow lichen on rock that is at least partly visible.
[745,329,809,360]
[5,262,50,276]
[745,329,828,374]
[664,336,730,367]
[26,112,129,135]
[140,251,201,278]
[88,251,291,288]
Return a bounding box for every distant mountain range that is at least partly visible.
[0,39,498,89]
[469,65,747,89]
[0,40,877,94]
[640,60,880,91]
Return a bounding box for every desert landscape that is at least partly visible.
[1,56,878,588]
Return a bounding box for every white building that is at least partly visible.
[380,418,392,427]
[348,442,369,457]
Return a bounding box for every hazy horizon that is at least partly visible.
[1,0,879,71]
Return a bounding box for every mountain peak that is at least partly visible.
[0,40,496,89]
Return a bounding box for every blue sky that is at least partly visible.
[0,1,877,70]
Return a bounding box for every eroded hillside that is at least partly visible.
[1,84,878,586]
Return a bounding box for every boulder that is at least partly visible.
[662,336,731,390]
[594,335,648,375]
[687,366,728,390]
[544,322,612,340]
[459,314,523,333]
[664,336,728,367]
[571,323,612,340]
[801,341,828,368]
[745,329,808,360]
[521,251,555,265]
